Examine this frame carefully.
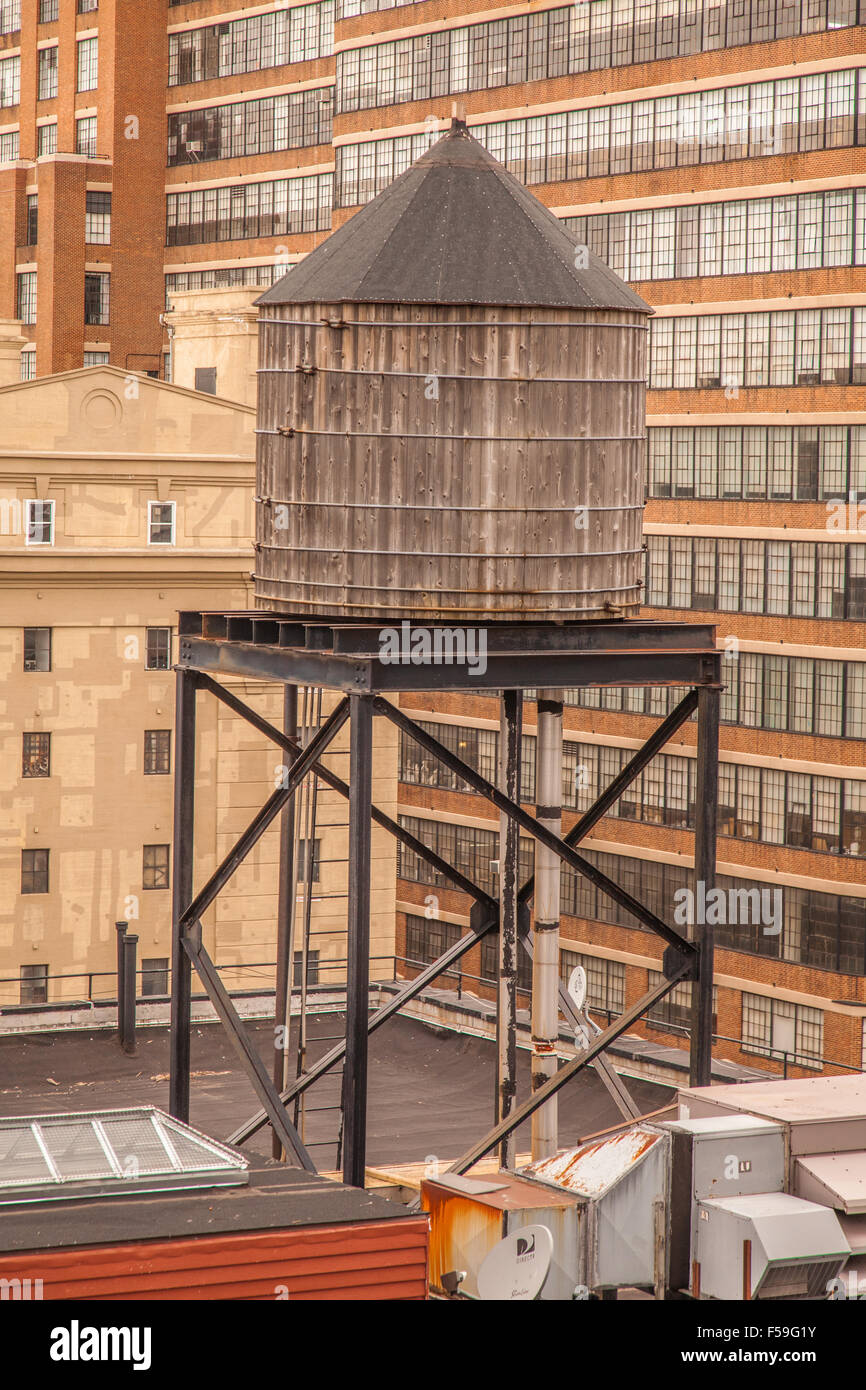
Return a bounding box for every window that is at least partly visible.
[648,971,718,1034]
[77,117,98,157]
[148,501,175,545]
[405,913,463,981]
[297,837,320,883]
[145,627,171,670]
[26,194,37,245]
[141,957,168,997]
[84,272,109,325]
[20,350,35,381]
[77,36,98,92]
[0,53,20,106]
[20,964,48,1005]
[742,992,823,1068]
[195,366,216,394]
[84,190,110,243]
[560,949,625,1016]
[21,848,49,894]
[83,350,108,366]
[292,949,320,988]
[143,844,169,890]
[37,45,58,100]
[144,730,171,775]
[22,732,50,777]
[481,932,532,992]
[23,627,51,672]
[17,272,36,324]
[78,0,98,11]
[39,0,58,19]
[25,499,54,545]
[37,122,56,156]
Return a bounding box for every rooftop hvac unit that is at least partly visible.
[694,1194,849,1301]
[661,1114,786,1293]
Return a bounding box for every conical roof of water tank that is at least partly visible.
[256,119,651,313]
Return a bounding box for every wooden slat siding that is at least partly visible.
[0,1218,428,1301]
[254,301,646,621]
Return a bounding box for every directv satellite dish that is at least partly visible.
[476,1224,554,1301]
[568,965,587,1013]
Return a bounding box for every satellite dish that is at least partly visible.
[477,1224,554,1301]
[567,964,587,1013]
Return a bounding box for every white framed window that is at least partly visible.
[25,499,54,545]
[77,35,98,92]
[148,500,175,545]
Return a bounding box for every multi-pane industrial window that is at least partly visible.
[0,130,18,161]
[168,4,334,86]
[76,117,97,157]
[142,845,169,891]
[165,265,280,303]
[148,501,175,545]
[648,425,866,502]
[83,350,108,366]
[644,535,865,619]
[38,0,57,19]
[400,726,866,858]
[16,272,36,324]
[20,964,48,1005]
[22,849,49,894]
[398,817,866,975]
[84,273,109,325]
[742,993,823,1068]
[336,10,861,114]
[397,815,534,897]
[481,931,532,992]
[0,53,19,106]
[37,122,56,156]
[404,914,469,987]
[144,730,171,775]
[20,350,35,381]
[650,307,866,389]
[25,499,53,545]
[78,0,98,11]
[564,187,866,283]
[292,950,320,987]
[166,89,333,166]
[26,194,37,245]
[37,45,58,100]
[166,174,333,247]
[145,627,171,670]
[297,838,321,883]
[77,36,98,92]
[22,732,50,777]
[23,628,51,671]
[85,190,110,243]
[141,958,168,997]
[1,0,20,32]
[560,949,625,1017]
[646,972,718,1034]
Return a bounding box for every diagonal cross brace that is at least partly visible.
[227,685,700,1146]
[375,697,698,960]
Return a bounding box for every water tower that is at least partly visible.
[254,118,651,622]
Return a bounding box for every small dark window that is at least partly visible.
[148,501,175,545]
[144,730,171,774]
[293,950,320,988]
[20,964,48,1005]
[143,844,169,890]
[22,848,49,894]
[23,628,51,671]
[297,838,320,883]
[26,195,38,245]
[141,957,168,996]
[145,627,171,670]
[195,366,217,394]
[22,732,50,777]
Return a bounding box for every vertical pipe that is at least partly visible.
[169,668,197,1121]
[273,683,298,1159]
[689,684,720,1088]
[532,688,562,1160]
[115,920,127,1041]
[497,689,521,1170]
[342,694,373,1189]
[121,933,138,1055]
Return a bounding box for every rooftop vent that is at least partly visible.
[0,1107,248,1205]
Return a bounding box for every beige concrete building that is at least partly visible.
[0,359,398,1011]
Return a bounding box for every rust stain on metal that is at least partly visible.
[521,1125,661,1197]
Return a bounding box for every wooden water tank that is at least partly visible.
[254,121,651,623]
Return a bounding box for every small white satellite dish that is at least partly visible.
[476,1223,554,1301]
[567,964,587,1013]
